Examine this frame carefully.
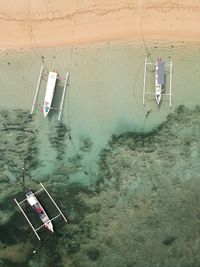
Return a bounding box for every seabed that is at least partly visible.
[0,105,200,266]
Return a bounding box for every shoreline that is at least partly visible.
[1,0,200,49]
[2,35,200,51]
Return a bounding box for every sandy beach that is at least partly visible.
[1,0,200,48]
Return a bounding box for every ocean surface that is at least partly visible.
[0,40,200,266]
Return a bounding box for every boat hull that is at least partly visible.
[155,59,164,105]
[26,191,54,232]
[43,71,57,117]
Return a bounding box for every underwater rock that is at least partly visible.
[79,221,93,236]
[67,211,82,224]
[125,139,136,150]
[0,242,32,263]
[65,239,80,254]
[88,229,97,239]
[144,145,156,153]
[48,122,69,160]
[0,210,15,226]
[86,247,100,261]
[0,174,9,183]
[79,136,93,152]
[162,235,177,246]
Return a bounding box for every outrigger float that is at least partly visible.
[143,58,173,107]
[31,66,69,120]
[14,183,67,241]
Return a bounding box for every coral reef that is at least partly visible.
[60,105,200,267]
[48,122,69,160]
[0,109,39,226]
[0,242,32,263]
[1,106,200,266]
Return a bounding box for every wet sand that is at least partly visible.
[0,0,200,48]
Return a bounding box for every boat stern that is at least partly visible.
[155,83,162,104]
[43,71,58,117]
[155,93,161,105]
[43,102,50,117]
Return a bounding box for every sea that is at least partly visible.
[0,40,200,266]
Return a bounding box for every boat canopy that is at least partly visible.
[27,195,37,206]
[157,61,165,85]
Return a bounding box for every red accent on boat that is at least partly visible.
[37,207,42,213]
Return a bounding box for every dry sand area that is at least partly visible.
[0,0,200,48]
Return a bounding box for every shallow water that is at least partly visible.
[0,41,200,266]
[0,40,200,179]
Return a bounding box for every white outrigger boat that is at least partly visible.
[14,183,67,240]
[155,59,164,105]
[143,58,173,107]
[31,66,69,120]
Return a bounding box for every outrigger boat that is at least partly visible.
[31,66,69,120]
[26,190,54,232]
[155,59,164,105]
[14,183,67,240]
[143,58,173,107]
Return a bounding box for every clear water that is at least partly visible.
[0,41,200,266]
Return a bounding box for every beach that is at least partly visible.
[1,0,200,49]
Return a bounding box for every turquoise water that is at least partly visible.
[0,41,200,266]
[0,41,200,180]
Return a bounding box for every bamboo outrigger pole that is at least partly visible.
[58,72,69,121]
[31,66,44,114]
